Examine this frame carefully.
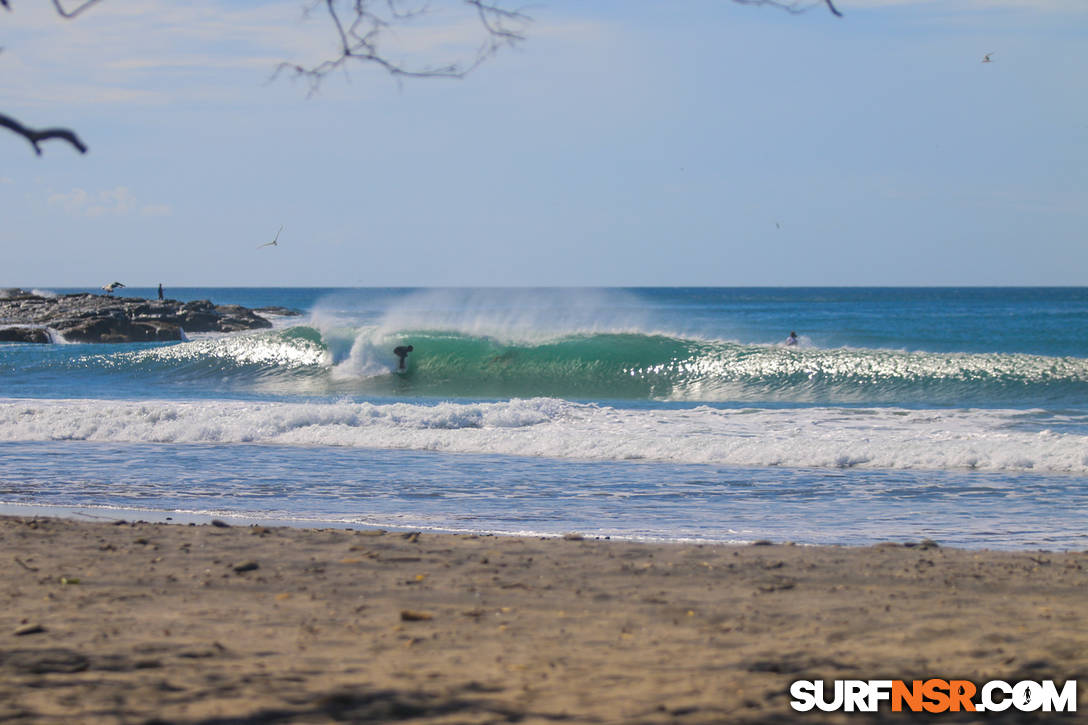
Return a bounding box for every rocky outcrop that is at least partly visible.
[0,326,53,344]
[0,289,299,344]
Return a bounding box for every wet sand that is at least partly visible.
[1,515,1085,723]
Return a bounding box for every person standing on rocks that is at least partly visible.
[158,284,164,301]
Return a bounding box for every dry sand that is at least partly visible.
[1,515,1085,724]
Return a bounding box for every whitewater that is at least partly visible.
[2,398,1086,474]
[1,287,1086,549]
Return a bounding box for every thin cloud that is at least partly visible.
[48,186,171,217]
[0,1,327,107]
[1,1,608,108]
[842,0,1085,9]
[140,203,173,217]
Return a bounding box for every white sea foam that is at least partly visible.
[118,332,329,369]
[317,288,657,344]
[1,288,57,299]
[1,397,1085,474]
[0,324,70,344]
[330,327,403,380]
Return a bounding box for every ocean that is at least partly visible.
[1,287,1085,550]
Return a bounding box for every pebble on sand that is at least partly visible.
[400,610,434,622]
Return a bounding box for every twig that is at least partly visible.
[278,0,531,93]
[51,0,103,19]
[14,556,39,572]
[0,113,88,155]
[734,0,843,17]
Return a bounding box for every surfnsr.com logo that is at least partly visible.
[789,679,1077,713]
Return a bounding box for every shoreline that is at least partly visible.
[2,514,1085,723]
[3,501,1081,553]
[0,499,1082,553]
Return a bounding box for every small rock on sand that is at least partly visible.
[400,610,434,622]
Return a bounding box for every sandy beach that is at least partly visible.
[1,515,1084,723]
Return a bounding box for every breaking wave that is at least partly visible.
[17,323,1088,406]
[0,397,1085,474]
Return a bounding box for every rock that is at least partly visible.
[0,326,52,343]
[0,288,38,301]
[0,291,276,343]
[255,306,302,317]
[400,610,434,621]
[213,305,273,333]
[181,299,215,313]
[905,538,941,550]
[54,316,183,343]
[2,648,89,674]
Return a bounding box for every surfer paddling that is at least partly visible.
[785,331,799,346]
[393,345,413,371]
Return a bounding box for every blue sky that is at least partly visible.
[1,0,1086,287]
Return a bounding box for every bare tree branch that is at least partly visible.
[734,0,843,17]
[0,113,88,155]
[51,0,104,19]
[3,0,844,154]
[276,0,532,93]
[279,0,841,93]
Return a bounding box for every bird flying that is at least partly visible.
[982,53,994,63]
[101,281,125,295]
[258,226,283,249]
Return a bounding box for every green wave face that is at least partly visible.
[389,331,693,399]
[333,328,1088,404]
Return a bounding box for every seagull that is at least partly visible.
[258,225,283,249]
[101,281,125,295]
[982,53,994,63]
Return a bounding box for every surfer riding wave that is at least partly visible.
[393,345,413,371]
